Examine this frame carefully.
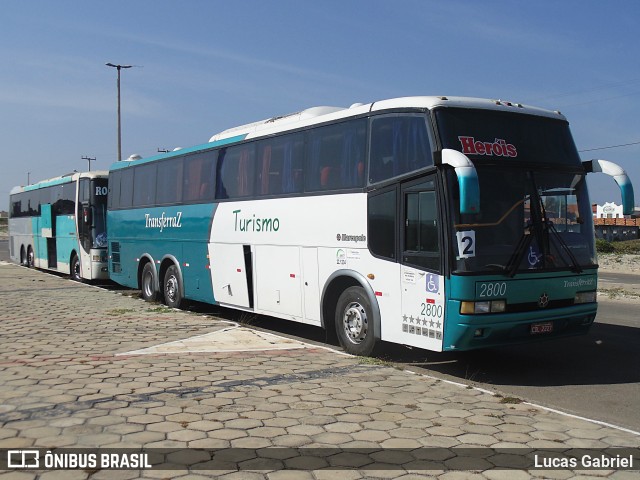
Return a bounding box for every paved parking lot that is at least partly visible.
[0,261,638,479]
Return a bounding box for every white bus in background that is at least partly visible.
[9,171,109,281]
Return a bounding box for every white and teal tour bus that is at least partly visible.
[9,171,109,281]
[106,96,634,355]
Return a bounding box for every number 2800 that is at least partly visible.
[479,282,507,298]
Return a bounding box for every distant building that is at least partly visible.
[592,202,639,241]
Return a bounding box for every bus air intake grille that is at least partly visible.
[506,298,575,313]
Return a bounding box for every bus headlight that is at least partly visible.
[574,291,597,304]
[460,300,506,314]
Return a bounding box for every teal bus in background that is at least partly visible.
[9,171,109,281]
[106,96,634,356]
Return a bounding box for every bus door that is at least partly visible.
[41,203,57,269]
[77,179,92,254]
[400,177,445,352]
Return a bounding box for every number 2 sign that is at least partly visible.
[456,230,476,258]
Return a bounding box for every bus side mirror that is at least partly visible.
[441,149,480,215]
[83,206,92,225]
[583,159,635,215]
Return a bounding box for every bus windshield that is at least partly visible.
[447,167,596,274]
[435,107,596,274]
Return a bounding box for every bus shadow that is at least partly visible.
[387,321,640,387]
[188,300,640,388]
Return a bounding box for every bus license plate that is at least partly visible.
[530,322,553,334]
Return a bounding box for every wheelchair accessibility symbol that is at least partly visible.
[426,274,439,293]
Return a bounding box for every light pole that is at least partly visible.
[106,63,132,161]
[81,156,96,171]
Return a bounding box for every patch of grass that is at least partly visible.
[499,396,523,404]
[358,356,393,367]
[599,287,640,300]
[598,239,640,254]
[147,306,173,314]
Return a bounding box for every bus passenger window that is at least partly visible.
[133,164,157,207]
[157,159,183,205]
[305,119,366,192]
[216,145,255,199]
[257,133,304,196]
[369,115,433,184]
[184,152,216,202]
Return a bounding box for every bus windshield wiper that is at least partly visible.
[545,220,583,273]
[504,227,532,277]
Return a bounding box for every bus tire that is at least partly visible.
[335,286,376,356]
[26,246,34,268]
[163,265,184,309]
[141,262,159,302]
[70,254,82,282]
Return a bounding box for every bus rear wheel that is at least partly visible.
[164,265,184,309]
[26,247,34,268]
[141,263,159,302]
[335,286,377,356]
[70,254,82,282]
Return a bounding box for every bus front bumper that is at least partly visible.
[443,302,598,351]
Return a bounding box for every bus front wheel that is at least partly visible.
[335,286,376,356]
[70,254,82,282]
[26,247,34,268]
[141,263,159,302]
[164,265,184,309]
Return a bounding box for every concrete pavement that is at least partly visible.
[0,261,638,479]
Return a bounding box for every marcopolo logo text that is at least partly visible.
[144,212,183,232]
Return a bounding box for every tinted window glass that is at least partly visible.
[108,170,121,209]
[403,180,439,271]
[369,115,433,184]
[435,108,581,167]
[257,133,304,196]
[183,152,216,203]
[133,164,157,207]
[120,168,134,208]
[368,188,396,260]
[60,182,76,215]
[306,119,366,192]
[216,144,256,199]
[157,159,184,205]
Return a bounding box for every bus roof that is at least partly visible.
[10,170,108,195]
[111,95,567,171]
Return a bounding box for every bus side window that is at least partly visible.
[306,119,366,192]
[368,188,397,260]
[184,152,216,203]
[133,164,158,207]
[157,158,184,205]
[257,133,304,196]
[216,145,255,199]
[369,115,433,184]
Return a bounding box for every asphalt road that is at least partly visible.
[1,238,639,432]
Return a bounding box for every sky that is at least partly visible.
[1,0,639,211]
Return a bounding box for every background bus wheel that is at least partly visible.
[141,263,158,302]
[26,247,34,268]
[70,254,82,282]
[164,265,184,309]
[335,286,377,356]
